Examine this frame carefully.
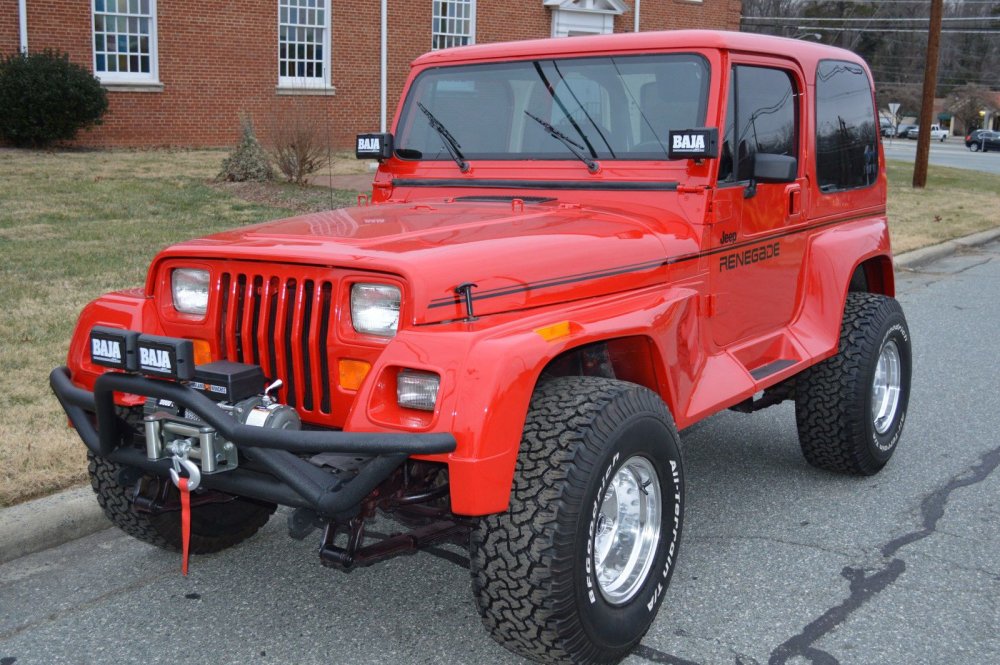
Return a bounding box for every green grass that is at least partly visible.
[886,159,1000,253]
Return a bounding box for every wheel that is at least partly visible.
[795,293,911,475]
[970,143,980,152]
[470,377,684,664]
[89,451,275,554]
[939,135,946,142]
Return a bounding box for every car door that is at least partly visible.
[710,62,806,348]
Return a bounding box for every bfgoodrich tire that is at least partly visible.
[470,377,684,664]
[795,293,912,475]
[89,452,275,554]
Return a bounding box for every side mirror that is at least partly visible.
[356,132,394,160]
[753,153,797,183]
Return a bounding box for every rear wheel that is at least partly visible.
[89,451,274,554]
[470,377,684,664]
[970,143,980,152]
[795,293,911,475]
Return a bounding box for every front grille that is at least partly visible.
[217,269,334,415]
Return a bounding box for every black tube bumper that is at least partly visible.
[50,367,457,518]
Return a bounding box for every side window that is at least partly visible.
[815,60,878,192]
[720,66,798,182]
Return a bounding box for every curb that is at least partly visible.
[2,226,998,567]
[0,485,108,565]
[895,227,1000,269]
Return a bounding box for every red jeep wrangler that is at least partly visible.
[52,30,911,664]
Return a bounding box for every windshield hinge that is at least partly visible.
[677,184,709,194]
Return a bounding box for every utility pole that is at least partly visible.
[913,0,944,189]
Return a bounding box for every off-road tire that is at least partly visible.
[470,377,684,664]
[89,452,275,554]
[795,293,911,475]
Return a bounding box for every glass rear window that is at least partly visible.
[394,54,710,161]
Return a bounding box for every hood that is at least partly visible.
[155,198,700,324]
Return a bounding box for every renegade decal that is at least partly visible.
[718,242,780,272]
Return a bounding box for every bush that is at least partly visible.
[0,50,108,147]
[218,115,274,182]
[268,111,328,185]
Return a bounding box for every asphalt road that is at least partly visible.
[2,242,999,665]
[883,136,1000,175]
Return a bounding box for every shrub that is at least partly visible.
[0,50,109,147]
[268,111,328,185]
[218,114,274,182]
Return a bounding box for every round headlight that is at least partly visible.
[351,283,400,337]
[171,268,210,315]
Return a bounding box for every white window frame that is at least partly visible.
[432,0,476,51]
[277,0,333,91]
[91,0,159,86]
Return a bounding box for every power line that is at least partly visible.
[742,16,1000,22]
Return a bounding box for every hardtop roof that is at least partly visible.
[411,29,868,73]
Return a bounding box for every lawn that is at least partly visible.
[0,148,365,505]
[0,150,997,506]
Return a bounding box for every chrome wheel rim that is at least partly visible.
[593,456,662,605]
[871,340,902,435]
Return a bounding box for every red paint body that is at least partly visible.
[64,31,894,515]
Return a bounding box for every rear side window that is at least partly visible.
[815,60,878,192]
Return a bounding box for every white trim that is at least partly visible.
[18,0,28,53]
[380,0,387,132]
[543,0,628,13]
[91,0,160,85]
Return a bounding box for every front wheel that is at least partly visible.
[795,293,911,475]
[470,377,684,664]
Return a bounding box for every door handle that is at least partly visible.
[786,184,802,221]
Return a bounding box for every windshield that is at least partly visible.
[395,53,710,162]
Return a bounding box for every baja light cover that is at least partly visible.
[667,128,720,160]
[171,268,210,315]
[89,326,139,370]
[136,335,195,380]
[356,132,394,160]
[351,283,401,337]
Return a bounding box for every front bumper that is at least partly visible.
[50,367,457,518]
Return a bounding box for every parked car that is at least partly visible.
[906,124,948,141]
[880,118,896,137]
[896,123,917,138]
[965,129,1000,152]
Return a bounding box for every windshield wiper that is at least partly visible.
[524,111,600,173]
[417,103,470,173]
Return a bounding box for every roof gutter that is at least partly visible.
[19,0,28,53]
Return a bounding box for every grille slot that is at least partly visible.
[217,270,334,415]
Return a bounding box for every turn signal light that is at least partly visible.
[339,359,372,391]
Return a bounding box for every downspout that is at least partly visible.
[19,0,28,52]
[634,0,640,32]
[380,0,387,133]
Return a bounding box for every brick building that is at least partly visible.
[2,0,742,148]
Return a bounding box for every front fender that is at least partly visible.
[345,285,700,515]
[66,289,160,399]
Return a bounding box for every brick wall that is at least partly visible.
[1,0,21,55]
[20,0,741,148]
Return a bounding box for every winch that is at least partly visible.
[142,360,301,487]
